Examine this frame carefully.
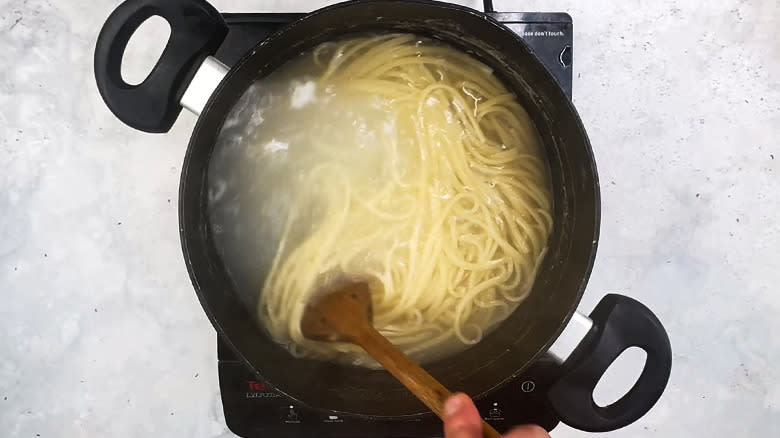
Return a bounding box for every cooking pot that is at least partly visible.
[94,0,672,432]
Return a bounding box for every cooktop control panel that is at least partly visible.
[218,338,560,438]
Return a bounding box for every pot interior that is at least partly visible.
[179,0,599,417]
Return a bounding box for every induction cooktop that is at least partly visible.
[213,3,574,437]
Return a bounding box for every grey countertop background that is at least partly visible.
[1,0,778,436]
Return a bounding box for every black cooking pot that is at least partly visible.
[94,0,672,432]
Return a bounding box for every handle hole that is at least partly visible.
[121,15,171,86]
[593,347,647,407]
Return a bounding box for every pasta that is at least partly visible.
[213,34,553,367]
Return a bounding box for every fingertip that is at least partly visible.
[504,424,551,438]
[443,393,481,438]
[444,393,471,418]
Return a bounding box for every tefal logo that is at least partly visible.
[248,381,266,391]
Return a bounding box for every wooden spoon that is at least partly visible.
[301,280,502,438]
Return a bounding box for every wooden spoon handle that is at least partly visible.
[355,326,502,438]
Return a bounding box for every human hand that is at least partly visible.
[443,393,551,438]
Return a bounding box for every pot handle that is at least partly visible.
[94,0,228,133]
[547,294,672,432]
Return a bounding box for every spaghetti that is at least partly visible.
[252,34,553,366]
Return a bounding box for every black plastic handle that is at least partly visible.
[94,0,228,133]
[547,294,672,432]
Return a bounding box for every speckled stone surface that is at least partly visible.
[1,0,778,436]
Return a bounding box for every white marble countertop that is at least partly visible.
[1,0,778,436]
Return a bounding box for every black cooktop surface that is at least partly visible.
[214,8,573,438]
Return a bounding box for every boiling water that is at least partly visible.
[207,50,403,309]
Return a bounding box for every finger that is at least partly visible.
[443,393,482,438]
[503,424,551,438]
